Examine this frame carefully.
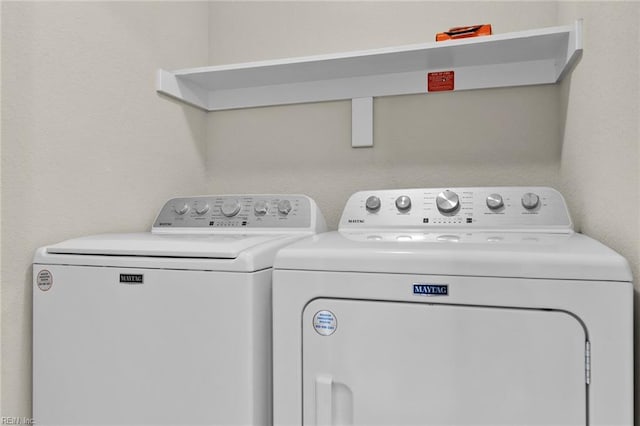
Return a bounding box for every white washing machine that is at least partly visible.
[33,194,326,426]
[272,187,633,426]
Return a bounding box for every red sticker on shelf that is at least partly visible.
[428,71,455,92]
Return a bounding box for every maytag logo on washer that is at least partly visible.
[119,274,144,284]
[413,283,448,296]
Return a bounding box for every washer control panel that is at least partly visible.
[153,195,312,229]
[339,187,572,231]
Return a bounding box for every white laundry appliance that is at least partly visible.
[33,194,326,426]
[272,187,633,426]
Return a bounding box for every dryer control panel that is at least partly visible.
[339,187,572,232]
[152,195,318,231]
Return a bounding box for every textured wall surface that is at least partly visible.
[557,1,640,415]
[1,2,208,416]
[206,0,639,420]
[2,0,639,421]
[206,1,562,228]
[556,2,639,279]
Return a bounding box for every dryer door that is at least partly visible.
[302,299,587,426]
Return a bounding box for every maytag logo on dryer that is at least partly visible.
[119,274,144,285]
[413,283,449,296]
[347,219,365,224]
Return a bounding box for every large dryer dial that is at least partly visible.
[436,190,460,214]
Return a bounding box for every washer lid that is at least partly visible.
[46,232,290,259]
[274,231,632,282]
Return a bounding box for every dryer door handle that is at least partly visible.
[315,374,354,425]
[315,374,333,426]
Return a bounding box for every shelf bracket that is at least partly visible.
[351,97,373,148]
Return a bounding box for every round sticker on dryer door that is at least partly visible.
[37,270,53,291]
[313,310,337,336]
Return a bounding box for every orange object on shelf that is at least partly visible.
[436,24,492,41]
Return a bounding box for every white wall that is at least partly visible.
[207,0,640,419]
[0,0,4,412]
[2,0,639,421]
[1,2,209,417]
[557,1,640,413]
[207,1,562,228]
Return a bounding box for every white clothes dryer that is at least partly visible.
[33,194,326,426]
[272,187,633,426]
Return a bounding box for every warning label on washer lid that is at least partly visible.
[313,310,337,336]
[37,270,53,291]
[428,71,455,92]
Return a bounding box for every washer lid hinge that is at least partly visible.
[585,340,591,385]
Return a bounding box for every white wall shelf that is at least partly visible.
[157,20,582,148]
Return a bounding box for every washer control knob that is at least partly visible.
[395,195,412,211]
[278,200,292,215]
[174,203,189,215]
[486,193,504,210]
[436,190,460,214]
[254,200,268,216]
[521,193,540,210]
[195,204,210,215]
[221,199,241,217]
[365,196,381,212]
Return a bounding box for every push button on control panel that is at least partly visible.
[437,234,460,242]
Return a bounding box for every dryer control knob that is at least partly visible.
[395,195,412,211]
[174,203,189,215]
[365,196,381,212]
[221,199,241,217]
[254,200,268,216]
[195,204,210,215]
[486,193,504,210]
[278,200,292,215]
[521,193,540,210]
[436,190,460,214]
